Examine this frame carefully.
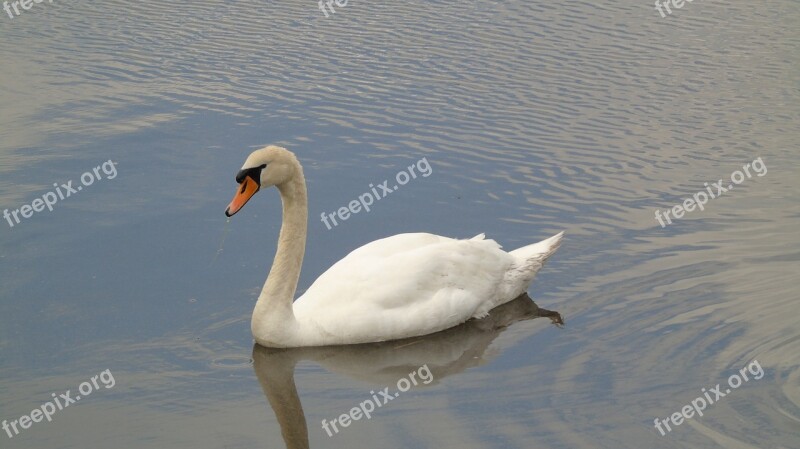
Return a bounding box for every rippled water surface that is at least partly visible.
[1,1,798,448]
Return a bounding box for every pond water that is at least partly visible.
[0,1,797,448]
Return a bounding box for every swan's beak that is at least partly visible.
[225,177,259,217]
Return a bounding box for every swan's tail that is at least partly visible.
[472,231,565,318]
[501,231,564,301]
[509,231,564,263]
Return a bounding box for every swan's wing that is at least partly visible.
[292,233,514,344]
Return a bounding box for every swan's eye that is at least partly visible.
[235,164,267,184]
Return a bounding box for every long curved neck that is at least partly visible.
[252,163,307,344]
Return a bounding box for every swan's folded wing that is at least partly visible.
[292,233,513,344]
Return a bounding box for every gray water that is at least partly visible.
[1,1,798,448]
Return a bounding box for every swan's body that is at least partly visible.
[225,146,564,348]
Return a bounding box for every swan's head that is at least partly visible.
[225,146,299,217]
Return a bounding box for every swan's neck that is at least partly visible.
[252,167,307,346]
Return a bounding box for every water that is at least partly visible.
[1,0,798,448]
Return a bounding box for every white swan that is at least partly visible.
[225,146,564,348]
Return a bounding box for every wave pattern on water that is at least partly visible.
[0,0,798,448]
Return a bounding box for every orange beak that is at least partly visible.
[225,177,259,217]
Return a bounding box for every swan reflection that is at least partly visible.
[252,294,563,449]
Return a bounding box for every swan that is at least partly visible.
[224,146,564,348]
